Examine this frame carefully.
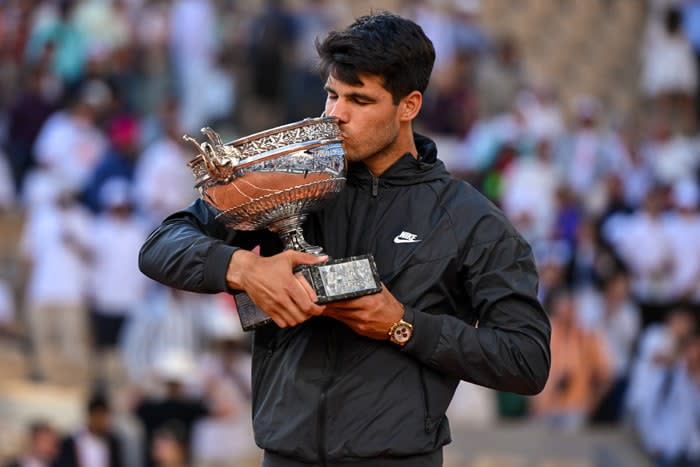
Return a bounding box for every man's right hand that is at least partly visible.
[226,249,327,328]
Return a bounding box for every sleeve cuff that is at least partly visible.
[401,307,443,360]
[203,243,239,292]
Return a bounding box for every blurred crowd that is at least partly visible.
[0,0,699,466]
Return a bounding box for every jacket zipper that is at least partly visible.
[371,175,379,197]
[317,326,338,466]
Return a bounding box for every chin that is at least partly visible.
[344,152,365,164]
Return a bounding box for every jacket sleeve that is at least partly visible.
[138,199,247,293]
[401,228,551,395]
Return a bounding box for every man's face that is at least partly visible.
[33,428,59,460]
[88,409,111,435]
[323,73,401,165]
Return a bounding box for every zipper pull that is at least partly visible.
[371,176,379,197]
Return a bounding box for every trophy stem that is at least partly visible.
[271,216,325,255]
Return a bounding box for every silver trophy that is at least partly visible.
[184,117,381,330]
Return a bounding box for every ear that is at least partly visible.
[399,91,423,122]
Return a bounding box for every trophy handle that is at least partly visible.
[182,127,240,179]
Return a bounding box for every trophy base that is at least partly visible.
[234,293,273,331]
[234,254,382,331]
[295,254,382,304]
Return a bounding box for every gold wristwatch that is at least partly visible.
[388,318,414,346]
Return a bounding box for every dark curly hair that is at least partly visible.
[316,11,435,104]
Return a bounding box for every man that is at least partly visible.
[139,12,550,467]
[54,394,123,467]
[4,421,59,467]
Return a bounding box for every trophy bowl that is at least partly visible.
[184,116,381,330]
[185,116,346,254]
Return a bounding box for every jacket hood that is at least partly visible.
[346,133,450,188]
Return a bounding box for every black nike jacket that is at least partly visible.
[139,134,551,466]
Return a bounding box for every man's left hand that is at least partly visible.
[319,284,405,340]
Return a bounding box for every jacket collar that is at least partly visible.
[346,133,448,188]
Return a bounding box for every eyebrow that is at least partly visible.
[324,85,377,103]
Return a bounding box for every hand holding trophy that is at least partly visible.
[183,117,381,330]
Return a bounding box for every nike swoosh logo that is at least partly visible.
[394,237,421,244]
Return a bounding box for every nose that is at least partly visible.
[325,99,348,124]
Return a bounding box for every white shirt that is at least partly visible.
[663,212,700,302]
[576,289,640,376]
[0,152,14,210]
[626,324,674,417]
[648,136,700,185]
[75,432,109,467]
[638,362,700,460]
[642,32,698,96]
[88,213,151,314]
[133,137,197,226]
[33,111,107,193]
[566,129,606,196]
[0,279,16,325]
[21,202,93,305]
[18,457,50,467]
[606,212,673,303]
[501,156,560,241]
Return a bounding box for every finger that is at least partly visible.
[269,313,290,328]
[294,272,318,302]
[285,250,329,267]
[288,279,325,317]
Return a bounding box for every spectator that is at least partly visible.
[133,348,209,467]
[81,114,141,213]
[604,185,674,325]
[663,178,700,308]
[476,35,526,118]
[132,100,197,228]
[614,123,655,208]
[642,5,697,131]
[3,64,59,194]
[645,118,698,186]
[54,393,123,467]
[532,288,613,431]
[0,277,16,335]
[33,79,110,194]
[285,0,346,122]
[627,309,700,466]
[577,271,641,423]
[515,86,565,144]
[169,0,230,133]
[72,0,132,59]
[626,307,696,427]
[191,301,258,466]
[0,149,15,211]
[3,420,59,467]
[24,0,87,86]
[565,216,622,291]
[19,171,93,383]
[642,335,700,466]
[151,422,189,467]
[86,178,151,387]
[501,137,560,243]
[555,96,624,200]
[245,0,298,130]
[420,47,479,138]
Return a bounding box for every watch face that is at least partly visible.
[391,323,413,344]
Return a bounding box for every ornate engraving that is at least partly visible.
[184,117,346,236]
